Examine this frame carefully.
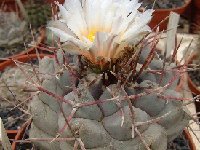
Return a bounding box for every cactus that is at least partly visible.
[0,65,37,107]
[28,49,190,150]
[0,10,28,50]
[28,0,191,149]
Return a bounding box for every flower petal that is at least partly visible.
[48,27,88,50]
[48,20,77,38]
[121,9,154,42]
[58,0,88,39]
[49,0,153,63]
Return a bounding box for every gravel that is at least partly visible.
[167,132,191,150]
[139,0,186,9]
[0,107,28,130]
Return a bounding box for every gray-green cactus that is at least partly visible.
[0,65,36,107]
[29,46,191,149]
[0,12,28,50]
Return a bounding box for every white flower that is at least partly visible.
[49,0,153,64]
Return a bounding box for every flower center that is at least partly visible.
[87,31,96,42]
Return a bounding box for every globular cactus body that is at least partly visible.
[29,49,190,150]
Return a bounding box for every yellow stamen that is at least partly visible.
[87,31,96,42]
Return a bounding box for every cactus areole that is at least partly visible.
[29,0,191,149]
